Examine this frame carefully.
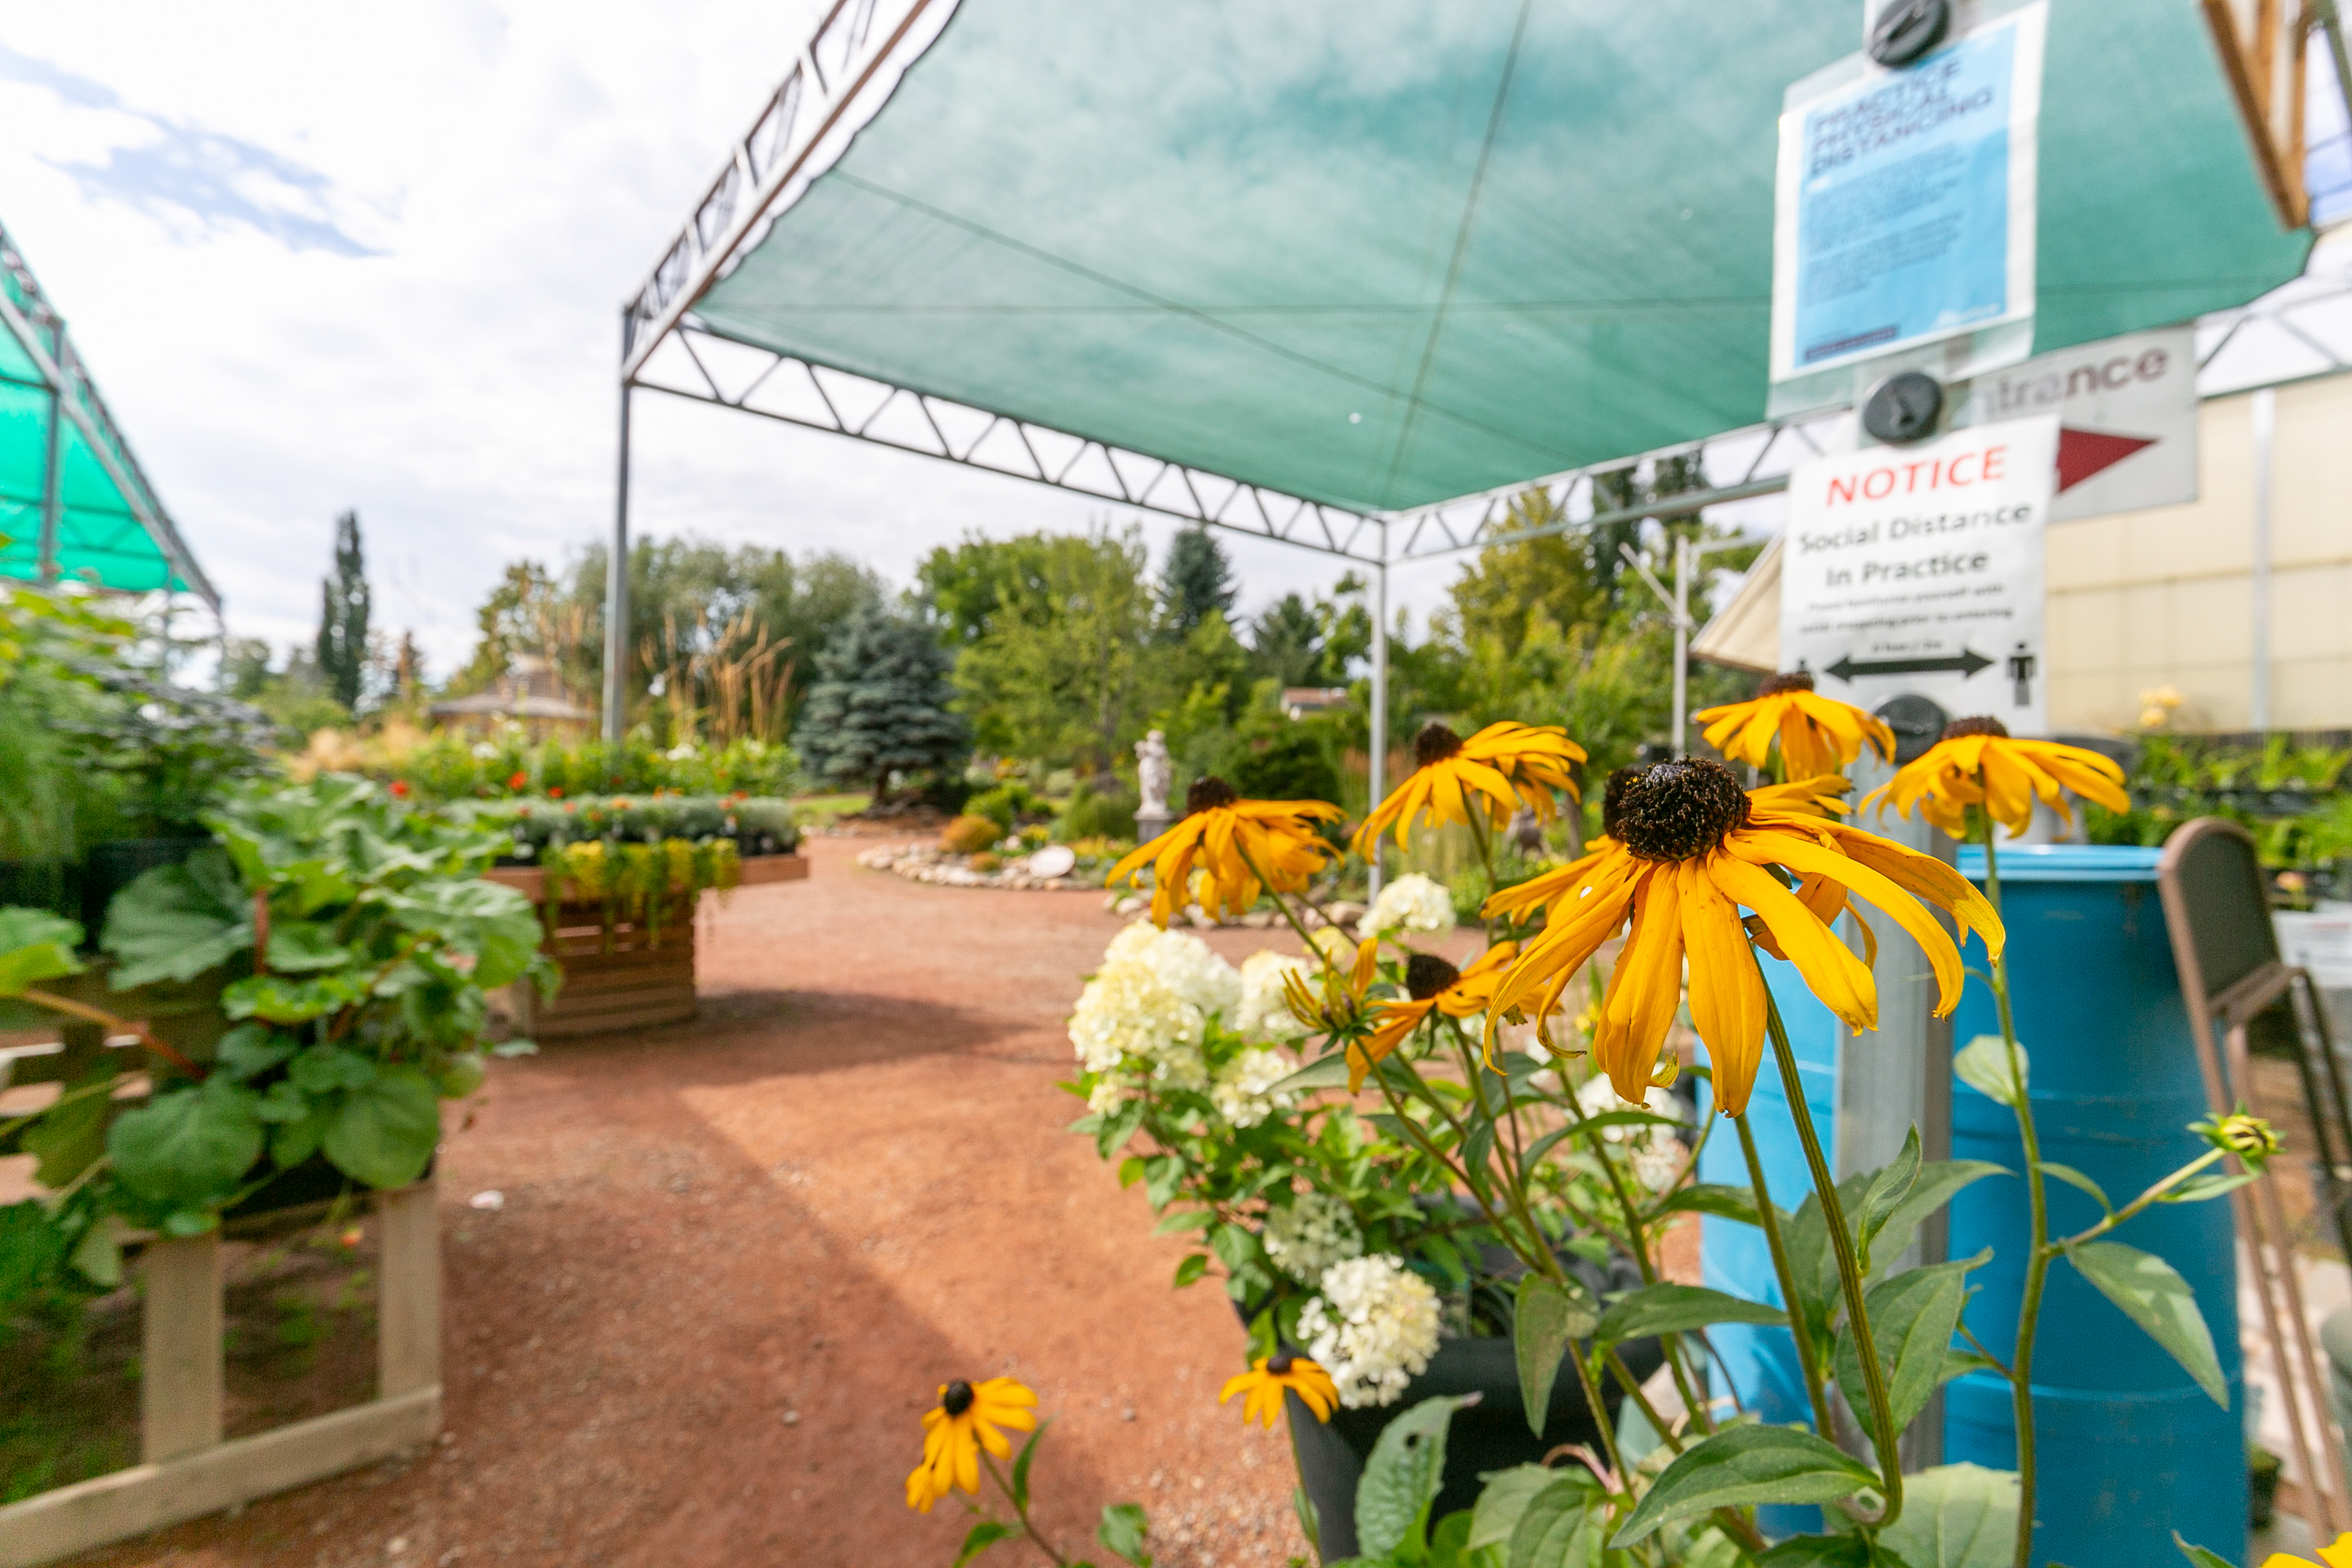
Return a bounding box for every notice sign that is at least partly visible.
[1780,416,2058,736]
[1771,3,2047,381]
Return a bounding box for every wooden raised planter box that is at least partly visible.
[483,853,808,1040]
[0,1183,443,1568]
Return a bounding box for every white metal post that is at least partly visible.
[2251,385,2275,733]
[1672,534,1690,754]
[604,362,635,744]
[1367,539,1389,902]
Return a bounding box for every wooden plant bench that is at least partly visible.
[0,1182,443,1568]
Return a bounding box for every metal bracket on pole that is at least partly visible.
[1367,540,1390,902]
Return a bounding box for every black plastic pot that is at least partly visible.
[81,837,213,943]
[0,858,82,924]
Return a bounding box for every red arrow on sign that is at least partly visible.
[2056,426,2158,492]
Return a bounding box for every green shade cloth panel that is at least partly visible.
[0,375,185,595]
[693,0,2311,515]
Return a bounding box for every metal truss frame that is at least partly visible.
[0,220,218,611]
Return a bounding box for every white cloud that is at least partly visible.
[0,1,1444,684]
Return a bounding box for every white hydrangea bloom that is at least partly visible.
[1087,1078,1126,1116]
[1236,951,1313,1040]
[1210,1047,1298,1128]
[1300,1254,1442,1409]
[1357,872,1455,938]
[1261,1192,1364,1284]
[1068,960,1200,1075]
[1104,922,1244,1023]
[1575,1076,1686,1192]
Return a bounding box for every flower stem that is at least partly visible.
[1731,1110,1837,1439]
[1980,830,2044,1568]
[982,1452,1070,1567]
[1759,979,1904,1526]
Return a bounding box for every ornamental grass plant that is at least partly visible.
[1032,686,2275,1568]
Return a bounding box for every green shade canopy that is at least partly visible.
[683,0,2310,517]
[0,218,214,606]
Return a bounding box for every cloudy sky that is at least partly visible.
[0,1,1444,680]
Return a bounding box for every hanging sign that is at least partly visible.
[1771,3,2047,382]
[1780,416,2058,735]
[1943,324,2199,523]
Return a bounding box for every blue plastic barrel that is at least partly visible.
[1944,844,2244,1567]
[1698,953,1840,1534]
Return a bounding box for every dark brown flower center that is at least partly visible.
[1940,715,2010,741]
[1405,952,1461,1000]
[1757,670,1816,697]
[1615,759,1749,862]
[1187,776,1238,813]
[1601,765,1646,840]
[942,1379,975,1416]
[1266,1353,1295,1375]
[1413,723,1464,768]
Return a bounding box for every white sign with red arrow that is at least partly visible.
[1941,324,2198,523]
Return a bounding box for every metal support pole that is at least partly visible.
[37,345,64,586]
[1672,535,1691,755]
[2251,385,2275,733]
[1367,540,1389,902]
[603,366,635,743]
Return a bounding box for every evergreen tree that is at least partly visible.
[314,510,370,710]
[1160,523,1236,635]
[798,603,970,800]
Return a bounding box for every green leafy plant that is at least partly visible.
[0,775,554,1284]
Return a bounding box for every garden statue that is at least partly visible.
[1134,728,1173,817]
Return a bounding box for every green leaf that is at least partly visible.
[263,920,353,973]
[2172,1532,2236,1568]
[1427,1509,1477,1568]
[1652,1183,1769,1227]
[388,880,543,990]
[1293,1485,1321,1557]
[1172,1253,1209,1288]
[21,1079,111,1187]
[2036,1162,2113,1215]
[1878,1464,2020,1568]
[1152,1208,1214,1235]
[1513,1276,1594,1437]
[1097,1501,1151,1566]
[270,1104,331,1169]
[69,1215,124,1288]
[321,1067,442,1189]
[956,1521,1016,1567]
[0,906,83,996]
[1096,1098,1146,1160]
[1830,1250,1989,1432]
[108,1079,265,1209]
[1464,1465,1558,1552]
[1567,1107,1687,1137]
[1607,1425,1878,1548]
[1595,1283,1785,1347]
[288,1045,380,1094]
[1868,1160,2009,1283]
[1953,1035,2026,1109]
[1009,1421,1046,1512]
[2063,1240,2226,1406]
[225,971,363,1024]
[214,1023,297,1080]
[2163,1170,2260,1205]
[1852,1125,1923,1275]
[253,1078,312,1123]
[1503,1470,1605,1568]
[1757,1536,1904,1568]
[103,849,254,990]
[1207,1222,1260,1276]
[1355,1392,1477,1560]
[1270,1052,1354,1094]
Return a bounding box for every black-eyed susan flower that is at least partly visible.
[1354,721,1586,856]
[2196,1107,2283,1168]
[1351,944,1517,1089]
[1695,670,1894,781]
[2261,1533,2352,1568]
[1281,933,1381,1035]
[1219,1352,1339,1427]
[1484,759,2002,1116]
[1858,715,2128,837]
[904,1376,1039,1512]
[1109,777,1343,927]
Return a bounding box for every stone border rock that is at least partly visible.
[854,842,1087,891]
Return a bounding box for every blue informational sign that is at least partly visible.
[1771,4,2046,381]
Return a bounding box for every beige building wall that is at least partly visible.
[2047,373,2352,733]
